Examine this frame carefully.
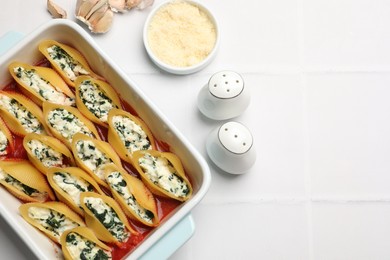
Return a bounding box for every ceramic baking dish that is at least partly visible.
[0,19,211,260]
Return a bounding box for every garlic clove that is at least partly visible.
[134,0,154,10]
[125,0,141,9]
[85,0,109,20]
[76,0,100,19]
[109,0,127,12]
[76,0,114,34]
[88,1,110,24]
[47,0,67,18]
[91,8,114,33]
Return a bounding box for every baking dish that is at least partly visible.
[0,19,211,259]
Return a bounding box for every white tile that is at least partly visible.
[304,0,390,70]
[207,0,301,72]
[312,203,390,260]
[132,73,306,202]
[171,203,309,260]
[0,1,49,35]
[306,73,390,197]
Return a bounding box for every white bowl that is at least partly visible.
[0,19,211,260]
[143,0,220,75]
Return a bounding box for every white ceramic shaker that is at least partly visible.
[206,121,256,174]
[197,71,250,120]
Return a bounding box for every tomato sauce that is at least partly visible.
[1,60,188,259]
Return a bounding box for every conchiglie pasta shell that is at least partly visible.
[80,192,138,246]
[0,116,14,155]
[102,163,159,227]
[75,76,122,126]
[0,91,49,136]
[8,62,75,107]
[38,40,101,87]
[107,108,156,164]
[132,150,193,202]
[61,227,112,260]
[47,167,105,216]
[19,202,85,243]
[43,102,101,148]
[71,133,122,189]
[0,159,55,202]
[23,133,75,175]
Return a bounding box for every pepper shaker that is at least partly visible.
[197,71,250,120]
[206,121,256,174]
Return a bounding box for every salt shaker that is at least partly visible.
[197,71,250,120]
[206,121,256,174]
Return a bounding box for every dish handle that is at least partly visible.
[0,31,24,56]
[139,214,195,260]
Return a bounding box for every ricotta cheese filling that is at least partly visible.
[13,67,75,106]
[139,153,190,199]
[84,196,130,242]
[76,140,112,181]
[0,94,45,134]
[47,108,95,143]
[106,171,154,224]
[0,130,8,155]
[27,140,65,168]
[0,168,47,201]
[79,80,117,122]
[112,115,151,154]
[47,45,90,81]
[66,232,112,260]
[53,172,94,209]
[27,206,80,241]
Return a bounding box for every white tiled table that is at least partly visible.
[1,0,390,259]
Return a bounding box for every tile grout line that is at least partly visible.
[200,197,390,206]
[302,75,314,260]
[127,68,390,77]
[298,0,314,259]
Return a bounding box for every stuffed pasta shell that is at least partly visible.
[60,227,112,260]
[8,62,75,107]
[0,159,55,202]
[43,102,101,148]
[132,150,192,202]
[47,167,104,216]
[0,116,13,156]
[107,108,155,163]
[75,76,121,126]
[23,133,75,175]
[71,133,122,188]
[39,40,100,87]
[19,201,85,243]
[0,91,49,136]
[103,163,159,227]
[80,192,137,246]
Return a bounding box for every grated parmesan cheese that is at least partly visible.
[147,1,217,67]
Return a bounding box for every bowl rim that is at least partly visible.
[143,0,220,75]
